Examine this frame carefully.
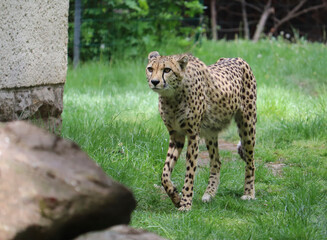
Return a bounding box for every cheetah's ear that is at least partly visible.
[148,51,160,61]
[177,55,189,70]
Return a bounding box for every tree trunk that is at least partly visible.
[241,0,250,40]
[73,0,82,69]
[210,0,217,40]
[252,0,274,42]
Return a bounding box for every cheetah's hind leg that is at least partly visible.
[235,111,256,200]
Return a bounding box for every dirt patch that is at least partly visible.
[198,139,238,167]
[265,162,286,176]
[218,139,238,152]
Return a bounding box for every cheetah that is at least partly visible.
[146,51,257,211]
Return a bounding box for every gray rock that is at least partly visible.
[14,89,32,119]
[74,225,167,240]
[0,121,136,240]
[0,90,14,121]
[0,84,64,132]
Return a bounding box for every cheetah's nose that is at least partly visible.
[151,79,160,86]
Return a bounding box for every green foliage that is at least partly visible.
[63,39,327,239]
[68,0,204,61]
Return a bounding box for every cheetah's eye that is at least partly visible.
[163,68,171,73]
[147,67,153,73]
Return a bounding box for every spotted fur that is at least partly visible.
[146,51,257,211]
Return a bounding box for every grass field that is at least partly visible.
[62,39,327,239]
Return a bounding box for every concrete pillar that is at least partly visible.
[0,0,69,131]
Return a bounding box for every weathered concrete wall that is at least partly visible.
[0,0,69,130]
[0,1,68,88]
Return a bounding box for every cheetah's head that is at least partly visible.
[146,51,188,96]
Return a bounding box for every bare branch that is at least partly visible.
[271,0,327,34]
[290,0,307,15]
[241,0,250,39]
[252,0,274,42]
[274,0,306,24]
[210,0,218,40]
[289,3,327,20]
[235,0,262,12]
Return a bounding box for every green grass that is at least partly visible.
[62,39,327,240]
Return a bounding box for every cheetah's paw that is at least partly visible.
[240,194,256,200]
[178,204,192,211]
[201,193,212,203]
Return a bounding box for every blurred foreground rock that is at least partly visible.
[75,225,167,240]
[0,121,136,240]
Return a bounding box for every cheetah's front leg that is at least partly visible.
[178,134,199,211]
[161,134,185,207]
[202,137,221,202]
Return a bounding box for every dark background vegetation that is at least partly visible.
[68,0,327,61]
[206,0,327,40]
